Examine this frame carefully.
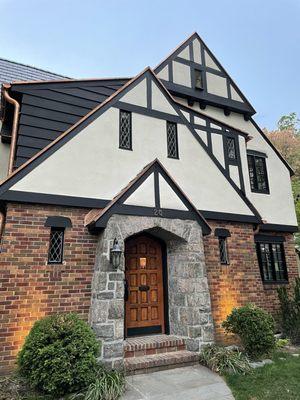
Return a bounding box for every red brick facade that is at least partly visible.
[0,203,97,372]
[203,220,299,342]
[0,203,298,371]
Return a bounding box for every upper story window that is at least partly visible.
[119,110,132,150]
[255,236,287,283]
[45,216,72,265]
[167,121,179,159]
[247,152,269,194]
[194,69,203,90]
[226,137,236,160]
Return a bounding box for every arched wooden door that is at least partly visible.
[125,234,165,337]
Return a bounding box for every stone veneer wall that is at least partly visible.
[203,220,299,343]
[89,214,214,368]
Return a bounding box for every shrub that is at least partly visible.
[275,338,290,348]
[71,366,125,400]
[18,313,100,396]
[199,344,251,375]
[277,278,300,344]
[222,304,275,359]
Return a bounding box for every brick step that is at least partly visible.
[124,350,199,375]
[124,335,186,358]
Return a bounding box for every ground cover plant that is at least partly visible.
[225,351,300,400]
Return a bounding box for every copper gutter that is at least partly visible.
[2,85,20,175]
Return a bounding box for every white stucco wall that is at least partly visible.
[11,105,254,216]
[182,103,297,226]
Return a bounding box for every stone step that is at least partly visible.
[124,335,186,358]
[125,350,199,375]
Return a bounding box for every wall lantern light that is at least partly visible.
[110,238,122,269]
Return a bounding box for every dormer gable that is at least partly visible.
[155,32,255,117]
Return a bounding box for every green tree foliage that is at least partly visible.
[222,304,276,359]
[18,313,100,396]
[277,278,300,344]
[277,112,300,134]
[264,113,300,248]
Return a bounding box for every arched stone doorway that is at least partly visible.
[89,214,214,368]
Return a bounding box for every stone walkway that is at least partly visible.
[122,365,234,400]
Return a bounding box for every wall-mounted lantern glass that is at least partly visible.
[110,238,122,269]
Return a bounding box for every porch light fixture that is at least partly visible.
[110,238,122,269]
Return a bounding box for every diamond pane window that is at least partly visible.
[247,154,269,193]
[48,228,64,264]
[167,122,179,159]
[226,137,236,160]
[219,237,229,265]
[119,110,132,150]
[256,242,287,282]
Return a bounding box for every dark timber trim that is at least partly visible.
[254,234,285,243]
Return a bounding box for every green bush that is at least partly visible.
[18,313,100,396]
[222,304,275,359]
[199,344,251,375]
[277,278,300,344]
[71,365,125,400]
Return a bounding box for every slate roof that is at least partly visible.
[0,57,68,91]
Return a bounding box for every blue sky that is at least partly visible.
[0,0,299,129]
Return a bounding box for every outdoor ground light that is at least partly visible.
[110,238,122,269]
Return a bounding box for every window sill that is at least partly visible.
[263,281,288,289]
[251,189,270,195]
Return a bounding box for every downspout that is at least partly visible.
[2,85,20,175]
[0,210,5,250]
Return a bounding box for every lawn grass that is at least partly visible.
[225,352,300,400]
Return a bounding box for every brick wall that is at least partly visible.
[0,202,298,371]
[0,203,98,372]
[204,220,299,343]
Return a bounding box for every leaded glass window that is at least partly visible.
[247,154,269,193]
[48,228,64,264]
[219,237,229,265]
[226,137,236,160]
[119,110,132,150]
[167,122,179,159]
[256,242,287,282]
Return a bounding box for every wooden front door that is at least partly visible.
[125,234,165,337]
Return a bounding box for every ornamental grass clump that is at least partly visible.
[200,344,251,375]
[18,313,100,396]
[71,365,125,400]
[222,304,276,359]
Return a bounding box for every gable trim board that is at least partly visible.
[0,189,264,225]
[0,67,261,223]
[154,32,255,116]
[84,159,211,234]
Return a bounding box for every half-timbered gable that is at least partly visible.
[155,32,255,116]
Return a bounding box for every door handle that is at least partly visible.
[139,285,150,291]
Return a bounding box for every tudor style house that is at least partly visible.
[0,33,298,373]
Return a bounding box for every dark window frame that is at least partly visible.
[218,237,229,265]
[247,153,270,194]
[48,227,65,265]
[194,68,204,90]
[226,137,237,161]
[119,110,132,151]
[256,241,288,283]
[166,121,179,159]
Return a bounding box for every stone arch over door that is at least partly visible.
[89,214,214,368]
